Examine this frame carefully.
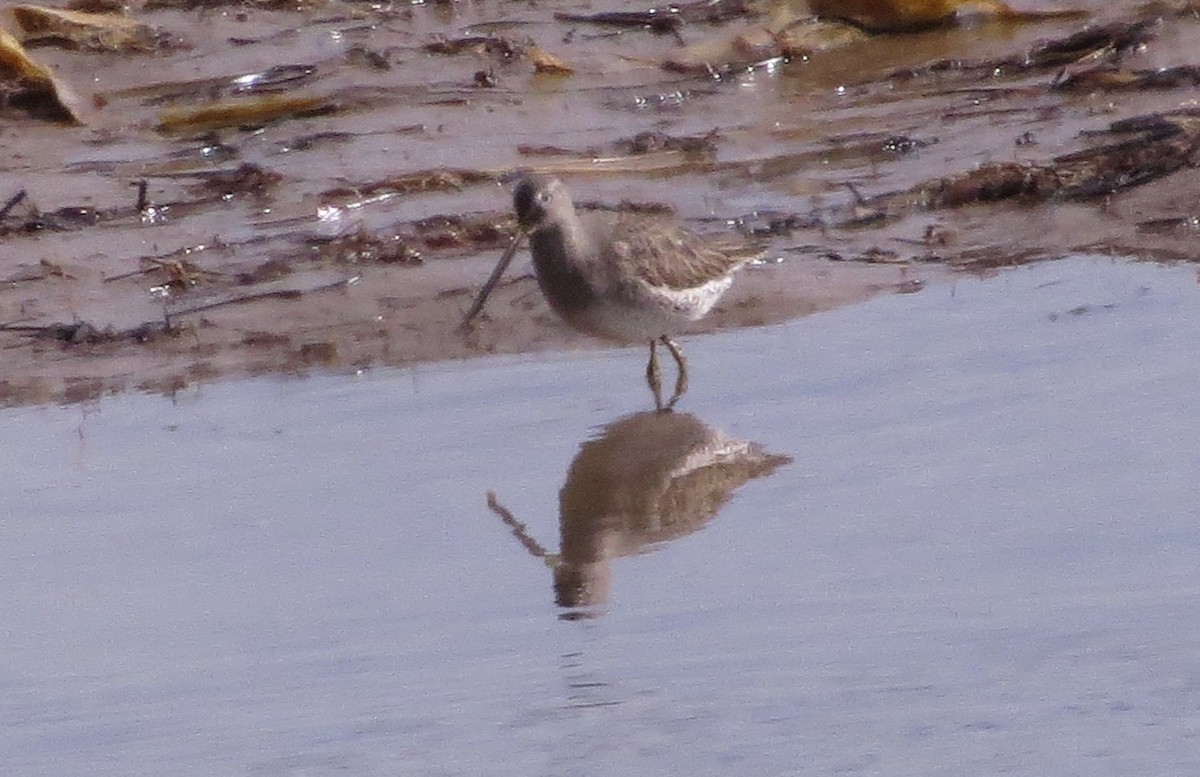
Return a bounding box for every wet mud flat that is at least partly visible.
[4,0,1200,406]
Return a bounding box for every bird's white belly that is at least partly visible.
[567,275,733,343]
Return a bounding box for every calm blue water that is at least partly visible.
[3,257,1199,776]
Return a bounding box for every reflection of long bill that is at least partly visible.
[459,228,528,330]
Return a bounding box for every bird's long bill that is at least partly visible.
[459,228,527,330]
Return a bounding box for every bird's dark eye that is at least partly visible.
[536,190,552,205]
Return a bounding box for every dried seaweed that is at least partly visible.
[663,14,866,75]
[886,19,1159,81]
[614,130,720,157]
[320,169,496,200]
[306,229,423,264]
[183,163,282,198]
[1054,64,1200,92]
[0,319,182,345]
[556,0,756,31]
[870,110,1200,214]
[423,35,521,59]
[423,34,573,74]
[0,202,100,234]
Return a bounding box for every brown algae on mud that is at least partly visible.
[4,0,1200,406]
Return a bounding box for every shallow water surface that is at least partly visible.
[4,257,1200,775]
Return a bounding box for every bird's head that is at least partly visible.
[513,175,572,232]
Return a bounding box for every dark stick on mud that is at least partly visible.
[168,277,354,317]
[554,10,684,33]
[134,180,149,213]
[104,265,159,283]
[0,190,27,223]
[845,181,869,207]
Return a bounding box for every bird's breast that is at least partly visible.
[530,228,600,314]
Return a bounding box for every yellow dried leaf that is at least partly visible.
[0,27,86,122]
[811,0,962,29]
[526,45,574,75]
[156,94,335,134]
[810,0,1085,32]
[9,5,165,52]
[775,18,868,54]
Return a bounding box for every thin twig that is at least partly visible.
[167,277,352,317]
[0,189,27,223]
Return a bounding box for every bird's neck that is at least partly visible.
[531,218,591,270]
[529,221,597,309]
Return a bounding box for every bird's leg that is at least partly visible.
[661,336,688,410]
[645,339,664,411]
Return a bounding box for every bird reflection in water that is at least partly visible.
[487,411,790,618]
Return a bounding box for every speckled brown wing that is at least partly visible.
[602,212,763,291]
